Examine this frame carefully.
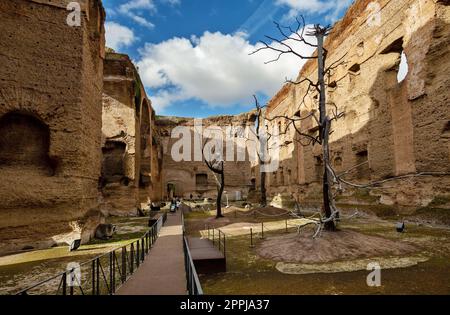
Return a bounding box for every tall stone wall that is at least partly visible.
[0,0,106,254]
[101,52,156,215]
[265,0,450,215]
[157,113,256,201]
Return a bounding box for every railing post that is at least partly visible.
[121,247,127,283]
[92,260,95,295]
[218,231,221,251]
[261,222,264,239]
[250,228,254,248]
[96,258,100,295]
[69,269,74,295]
[223,234,226,265]
[109,251,114,295]
[212,229,215,245]
[130,244,134,274]
[113,251,116,294]
[62,272,67,296]
[136,240,140,267]
[141,238,145,261]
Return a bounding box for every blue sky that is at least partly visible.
[103,0,353,117]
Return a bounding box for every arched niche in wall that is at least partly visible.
[0,112,55,175]
[139,99,151,188]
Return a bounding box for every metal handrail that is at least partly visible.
[183,236,203,295]
[16,213,166,295]
[206,226,226,260]
[181,208,203,295]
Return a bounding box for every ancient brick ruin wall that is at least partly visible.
[101,52,156,215]
[265,0,450,213]
[0,0,106,254]
[150,116,164,201]
[157,113,256,201]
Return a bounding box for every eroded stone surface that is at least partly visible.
[275,256,429,274]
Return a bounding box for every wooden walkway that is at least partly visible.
[116,210,187,295]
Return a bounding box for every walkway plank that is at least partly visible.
[187,237,226,274]
[116,211,186,295]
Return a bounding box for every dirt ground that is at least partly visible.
[184,202,450,294]
[257,230,417,264]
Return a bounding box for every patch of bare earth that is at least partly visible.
[256,230,418,264]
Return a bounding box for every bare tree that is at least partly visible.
[251,18,450,233]
[251,20,340,230]
[202,142,225,218]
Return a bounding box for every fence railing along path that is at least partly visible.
[16,213,167,295]
[116,209,192,295]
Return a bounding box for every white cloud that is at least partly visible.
[128,13,155,29]
[276,0,353,23]
[397,52,408,83]
[276,0,334,13]
[137,30,316,111]
[119,0,156,13]
[119,0,156,30]
[105,22,136,51]
[161,0,181,6]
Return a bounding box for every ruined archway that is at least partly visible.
[0,112,54,175]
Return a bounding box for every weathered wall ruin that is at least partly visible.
[265,0,450,216]
[101,52,159,215]
[0,0,106,254]
[157,113,256,201]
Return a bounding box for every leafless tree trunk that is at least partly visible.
[202,145,225,218]
[251,20,338,229]
[254,97,268,207]
[316,27,336,231]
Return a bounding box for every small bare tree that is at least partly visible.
[202,142,225,218]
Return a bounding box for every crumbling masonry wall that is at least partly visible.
[101,52,157,215]
[265,0,450,215]
[0,0,106,255]
[157,113,256,201]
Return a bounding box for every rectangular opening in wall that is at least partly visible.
[381,37,403,54]
[356,150,370,180]
[348,63,361,74]
[196,173,208,186]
